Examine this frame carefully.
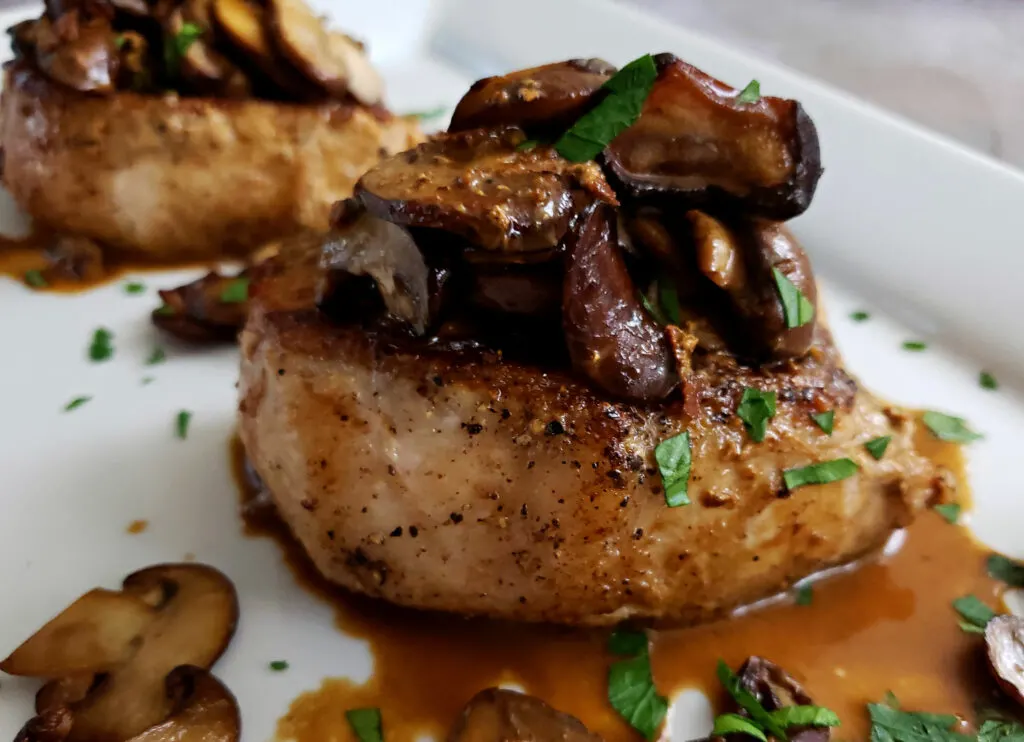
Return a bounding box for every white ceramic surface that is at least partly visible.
[2,1,1023,740]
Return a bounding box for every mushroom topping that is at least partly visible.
[985,614,1024,707]
[2,564,238,742]
[448,688,602,742]
[449,59,615,134]
[605,53,822,220]
[687,211,817,360]
[267,0,382,104]
[562,203,677,402]
[319,201,431,334]
[125,666,240,742]
[167,4,250,97]
[152,270,253,342]
[469,262,563,316]
[32,14,119,93]
[356,126,617,256]
[44,234,105,282]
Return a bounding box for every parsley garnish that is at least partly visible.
[737,79,761,103]
[714,714,768,742]
[933,503,960,524]
[176,410,192,440]
[737,388,777,443]
[24,269,48,288]
[978,719,1024,742]
[867,702,972,742]
[795,584,813,606]
[987,554,1024,587]
[655,432,691,507]
[641,291,668,325]
[770,707,840,728]
[772,268,814,328]
[64,396,92,412]
[88,328,115,362]
[717,660,788,740]
[903,341,928,352]
[979,372,998,391]
[146,347,166,365]
[922,411,981,443]
[516,138,540,152]
[953,595,996,634]
[810,410,834,435]
[407,106,447,121]
[219,277,250,304]
[165,22,203,76]
[123,281,146,294]
[268,660,289,671]
[850,311,870,322]
[783,459,858,491]
[609,628,648,656]
[608,635,667,740]
[345,708,383,742]
[659,278,681,325]
[114,34,127,49]
[865,436,891,460]
[555,54,658,163]
[141,376,155,385]
[154,303,176,316]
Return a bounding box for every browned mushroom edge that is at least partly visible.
[985,614,1024,708]
[6,0,385,104]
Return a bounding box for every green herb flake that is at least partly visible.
[978,719,1024,742]
[608,652,668,740]
[154,303,177,317]
[658,278,681,325]
[114,34,127,49]
[933,503,961,524]
[902,341,928,352]
[268,660,289,671]
[922,411,982,443]
[24,269,48,288]
[783,459,858,491]
[717,660,787,740]
[146,347,167,366]
[737,79,761,104]
[713,713,768,742]
[810,410,834,435]
[516,138,540,152]
[769,706,841,729]
[882,691,900,709]
[345,707,383,742]
[408,106,447,121]
[641,291,668,325]
[141,376,155,385]
[88,327,115,362]
[987,554,1024,587]
[867,702,972,742]
[64,396,92,412]
[123,281,146,295]
[736,388,778,443]
[165,22,203,76]
[865,436,892,460]
[772,268,815,328]
[608,628,648,657]
[555,54,658,163]
[655,431,691,507]
[795,584,813,606]
[219,277,250,304]
[952,595,996,632]
[979,372,998,391]
[175,410,192,440]
[850,311,870,322]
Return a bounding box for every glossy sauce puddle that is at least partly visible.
[231,432,1010,742]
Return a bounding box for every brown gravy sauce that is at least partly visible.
[126,519,149,534]
[230,432,1009,742]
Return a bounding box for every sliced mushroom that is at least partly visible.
[267,0,382,104]
[469,262,563,316]
[688,211,817,360]
[15,706,74,742]
[605,53,822,220]
[356,126,617,256]
[152,270,253,343]
[167,5,250,97]
[33,15,119,93]
[563,203,677,402]
[737,657,831,742]
[448,688,602,742]
[108,0,151,17]
[126,666,240,742]
[318,201,430,334]
[449,59,615,134]
[44,234,105,282]
[2,564,238,742]
[986,614,1024,707]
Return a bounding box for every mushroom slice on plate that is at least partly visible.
[986,614,1024,707]
[562,203,677,402]
[267,0,382,104]
[448,688,602,742]
[126,666,240,742]
[32,16,119,93]
[167,4,250,97]
[449,58,615,134]
[152,269,255,343]
[356,126,617,256]
[605,53,822,220]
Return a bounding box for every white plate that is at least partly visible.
[2,1,1023,740]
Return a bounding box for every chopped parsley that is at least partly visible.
[658,278,681,325]
[736,388,777,443]
[922,411,981,443]
[987,554,1024,587]
[141,376,155,385]
[783,459,858,491]
[165,22,203,76]
[736,79,761,103]
[810,410,834,435]
[555,54,658,163]
[268,660,289,671]
[219,277,250,304]
[902,341,928,352]
[609,628,648,656]
[978,719,1024,742]
[24,269,48,288]
[770,706,840,728]
[795,584,813,606]
[865,436,892,460]
[933,503,961,524]
[408,105,448,121]
[516,138,540,152]
[850,311,870,322]
[952,595,996,634]
[717,660,788,740]
[88,328,115,362]
[114,34,127,49]
[146,347,166,366]
[979,372,998,391]
[641,291,668,325]
[772,268,814,328]
[713,713,767,742]
[175,410,192,440]
[867,702,972,742]
[154,303,177,316]
[608,634,667,740]
[123,281,146,294]
[345,708,383,742]
[63,396,92,412]
[655,431,691,507]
